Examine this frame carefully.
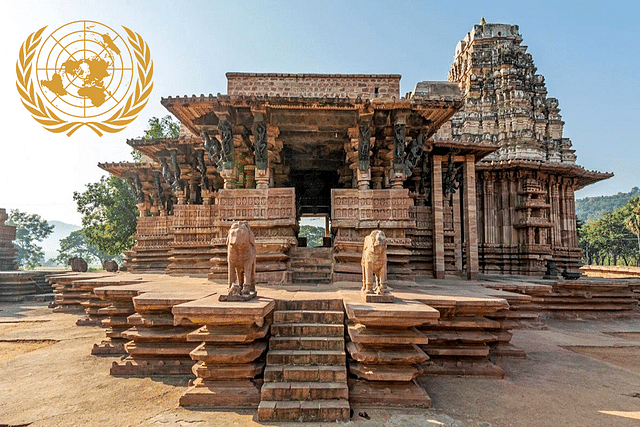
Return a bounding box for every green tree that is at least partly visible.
[56,230,111,266]
[73,175,138,258]
[7,209,54,269]
[131,115,180,161]
[299,225,325,247]
[142,115,180,139]
[623,196,640,266]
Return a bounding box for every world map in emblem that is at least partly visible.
[36,21,134,118]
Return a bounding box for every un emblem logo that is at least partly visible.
[16,21,153,136]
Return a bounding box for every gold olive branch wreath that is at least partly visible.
[16,26,153,137]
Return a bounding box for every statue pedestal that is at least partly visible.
[364,293,395,304]
[219,291,257,302]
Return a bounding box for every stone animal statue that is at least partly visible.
[226,221,256,297]
[68,257,88,272]
[361,229,388,295]
[103,260,118,272]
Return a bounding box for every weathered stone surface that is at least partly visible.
[186,323,269,343]
[343,298,440,328]
[173,295,275,327]
[347,342,429,365]
[189,341,267,364]
[191,361,264,380]
[348,378,431,407]
[349,361,421,381]
[179,379,261,408]
[348,324,429,346]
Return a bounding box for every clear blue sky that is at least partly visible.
[1,0,638,224]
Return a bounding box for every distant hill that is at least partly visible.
[41,220,81,263]
[576,187,640,223]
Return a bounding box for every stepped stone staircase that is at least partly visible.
[258,299,350,422]
[289,247,333,285]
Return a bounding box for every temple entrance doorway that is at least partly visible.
[288,169,338,248]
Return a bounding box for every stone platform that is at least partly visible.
[0,271,39,302]
[44,271,640,417]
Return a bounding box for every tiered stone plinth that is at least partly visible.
[484,276,640,319]
[0,271,38,302]
[405,288,514,377]
[173,295,274,408]
[111,283,215,376]
[47,273,114,312]
[342,293,439,406]
[90,275,152,355]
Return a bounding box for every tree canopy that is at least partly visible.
[56,229,111,266]
[7,209,54,269]
[132,115,180,162]
[73,175,138,258]
[578,194,640,266]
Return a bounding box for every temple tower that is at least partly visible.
[440,21,610,275]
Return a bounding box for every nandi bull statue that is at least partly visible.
[220,221,257,301]
[361,229,388,296]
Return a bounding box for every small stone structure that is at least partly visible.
[0,208,17,271]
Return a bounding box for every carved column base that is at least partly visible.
[391,170,405,189]
[357,169,371,190]
[255,168,270,190]
[221,168,235,189]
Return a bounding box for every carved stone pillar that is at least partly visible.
[357,118,373,190]
[391,119,406,189]
[432,155,445,279]
[463,155,479,280]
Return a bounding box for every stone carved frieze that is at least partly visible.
[331,189,414,228]
[215,188,296,224]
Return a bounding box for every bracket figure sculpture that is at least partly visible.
[220,221,257,301]
[361,230,388,296]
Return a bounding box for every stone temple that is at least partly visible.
[101,22,609,281]
[52,21,627,422]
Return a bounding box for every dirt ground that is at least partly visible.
[1,302,640,427]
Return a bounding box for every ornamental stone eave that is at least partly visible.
[475,160,613,190]
[161,92,463,139]
[126,137,202,158]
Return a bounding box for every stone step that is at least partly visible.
[291,270,332,277]
[264,365,347,383]
[290,259,333,268]
[276,299,344,311]
[271,323,344,337]
[269,336,344,351]
[274,310,344,324]
[261,381,348,401]
[257,399,350,422]
[267,349,346,365]
[290,277,332,285]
